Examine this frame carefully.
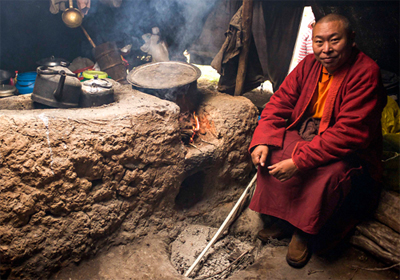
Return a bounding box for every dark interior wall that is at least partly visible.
[311,0,399,75]
[0,0,219,73]
[0,0,86,73]
[1,0,399,77]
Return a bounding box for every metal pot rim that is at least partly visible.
[0,84,17,97]
[127,61,201,90]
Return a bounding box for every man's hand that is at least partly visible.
[268,158,298,182]
[251,145,269,167]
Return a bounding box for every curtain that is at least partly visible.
[212,0,304,94]
[253,1,304,92]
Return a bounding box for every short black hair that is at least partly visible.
[316,13,354,38]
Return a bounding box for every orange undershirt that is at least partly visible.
[311,67,333,119]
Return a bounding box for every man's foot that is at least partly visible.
[257,220,293,242]
[286,229,312,268]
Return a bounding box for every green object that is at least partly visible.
[82,70,108,80]
[381,96,400,135]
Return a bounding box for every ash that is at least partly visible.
[170,225,256,279]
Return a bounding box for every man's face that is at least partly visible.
[312,20,354,74]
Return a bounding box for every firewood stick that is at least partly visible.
[351,263,400,271]
[195,247,255,280]
[81,25,96,48]
[356,220,400,257]
[374,190,400,233]
[350,234,400,265]
[184,174,257,278]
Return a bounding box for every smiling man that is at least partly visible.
[248,14,387,268]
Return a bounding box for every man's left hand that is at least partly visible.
[268,158,299,182]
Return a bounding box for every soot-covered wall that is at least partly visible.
[0,1,398,82]
[0,0,219,73]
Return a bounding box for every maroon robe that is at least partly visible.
[249,48,387,235]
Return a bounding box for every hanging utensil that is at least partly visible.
[62,0,83,28]
[81,25,96,48]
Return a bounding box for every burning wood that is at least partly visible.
[179,110,217,148]
[190,112,200,142]
[180,111,200,145]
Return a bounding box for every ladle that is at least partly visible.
[81,26,96,48]
[62,0,83,28]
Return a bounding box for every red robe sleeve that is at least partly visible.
[292,59,386,171]
[249,59,308,151]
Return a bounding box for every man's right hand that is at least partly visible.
[251,145,269,167]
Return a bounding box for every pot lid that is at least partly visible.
[127,61,201,89]
[83,78,112,88]
[0,84,17,97]
[82,78,113,92]
[36,56,70,67]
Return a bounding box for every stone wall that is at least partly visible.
[0,83,258,279]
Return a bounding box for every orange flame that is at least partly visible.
[190,112,200,143]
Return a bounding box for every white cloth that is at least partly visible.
[99,0,122,8]
[140,27,169,62]
[49,0,67,14]
[77,0,91,15]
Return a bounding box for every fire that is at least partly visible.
[179,111,203,145]
[190,112,200,143]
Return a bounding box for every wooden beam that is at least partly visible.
[234,0,254,96]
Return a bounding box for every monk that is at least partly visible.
[249,13,386,268]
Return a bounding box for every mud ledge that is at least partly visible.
[0,81,258,279]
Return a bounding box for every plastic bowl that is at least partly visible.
[82,70,108,80]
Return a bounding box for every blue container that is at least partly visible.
[16,72,37,94]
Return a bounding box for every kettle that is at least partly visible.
[80,76,114,107]
[31,66,82,108]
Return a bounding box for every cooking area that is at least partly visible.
[1,1,399,280]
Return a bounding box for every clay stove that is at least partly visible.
[0,79,258,279]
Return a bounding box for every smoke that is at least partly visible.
[168,0,220,54]
[83,0,219,57]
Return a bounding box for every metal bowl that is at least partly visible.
[0,84,17,97]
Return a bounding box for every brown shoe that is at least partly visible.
[286,230,312,268]
[257,221,293,242]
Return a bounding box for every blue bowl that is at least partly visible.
[16,72,37,94]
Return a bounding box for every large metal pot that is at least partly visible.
[31,66,82,108]
[127,61,201,111]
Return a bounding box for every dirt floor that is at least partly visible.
[50,221,399,280]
